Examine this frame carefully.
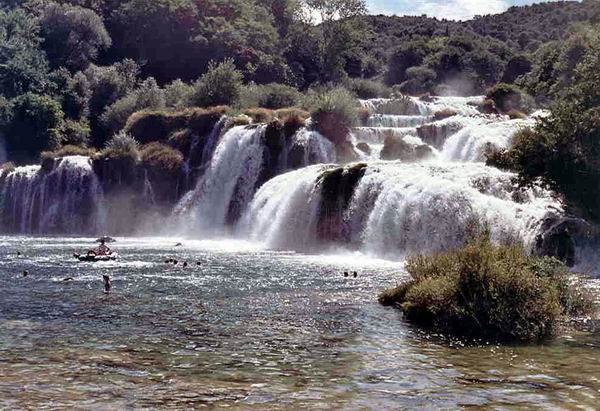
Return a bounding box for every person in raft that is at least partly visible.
[88,239,111,256]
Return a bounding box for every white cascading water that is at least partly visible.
[239,165,332,250]
[441,118,535,162]
[174,123,336,234]
[0,156,104,234]
[239,95,564,259]
[176,125,267,233]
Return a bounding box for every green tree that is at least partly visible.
[190,59,243,107]
[39,2,111,71]
[4,93,65,160]
[0,8,49,98]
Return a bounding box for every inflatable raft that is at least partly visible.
[73,253,119,262]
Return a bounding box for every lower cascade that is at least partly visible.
[240,162,560,257]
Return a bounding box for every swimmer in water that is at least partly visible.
[103,275,111,293]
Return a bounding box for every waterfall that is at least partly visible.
[240,162,560,258]
[176,125,267,233]
[441,118,534,162]
[0,156,104,234]
[239,165,330,250]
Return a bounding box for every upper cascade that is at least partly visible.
[0,156,104,234]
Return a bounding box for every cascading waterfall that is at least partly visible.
[441,118,535,162]
[240,162,560,258]
[176,125,267,233]
[0,156,104,234]
[0,94,581,268]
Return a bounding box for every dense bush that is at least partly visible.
[39,3,111,71]
[346,78,390,99]
[100,130,139,161]
[4,93,64,161]
[379,234,594,342]
[239,83,302,109]
[99,77,165,135]
[309,88,359,144]
[398,66,437,95]
[140,142,183,173]
[190,59,243,108]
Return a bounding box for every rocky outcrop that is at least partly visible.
[317,163,368,241]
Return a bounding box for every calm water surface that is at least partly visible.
[1,236,599,409]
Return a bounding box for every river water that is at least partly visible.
[1,236,598,409]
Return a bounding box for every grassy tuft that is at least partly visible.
[379,234,595,342]
[0,162,16,174]
[99,131,140,161]
[40,145,98,160]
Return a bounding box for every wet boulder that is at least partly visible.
[381,135,435,162]
[417,122,463,149]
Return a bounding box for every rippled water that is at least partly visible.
[1,237,599,409]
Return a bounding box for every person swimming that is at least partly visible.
[103,275,111,293]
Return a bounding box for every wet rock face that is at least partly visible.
[417,122,463,150]
[381,135,435,162]
[535,216,593,267]
[317,163,368,241]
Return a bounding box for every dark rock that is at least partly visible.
[356,142,371,155]
[534,216,593,267]
[317,163,367,241]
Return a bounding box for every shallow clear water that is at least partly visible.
[1,236,599,409]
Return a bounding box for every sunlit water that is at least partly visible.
[1,236,599,409]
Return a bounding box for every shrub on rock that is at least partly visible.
[379,234,594,342]
[310,88,358,145]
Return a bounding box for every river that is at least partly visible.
[1,236,598,409]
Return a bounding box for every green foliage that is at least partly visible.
[492,30,600,222]
[39,2,111,71]
[61,119,91,146]
[346,78,390,99]
[380,234,595,342]
[518,26,598,103]
[486,83,534,114]
[0,8,49,98]
[310,88,359,144]
[4,93,64,161]
[100,77,165,135]
[239,83,302,109]
[164,79,194,110]
[190,59,243,108]
[398,66,437,95]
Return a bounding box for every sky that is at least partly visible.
[367,0,566,21]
